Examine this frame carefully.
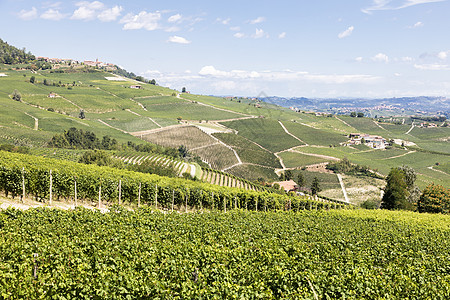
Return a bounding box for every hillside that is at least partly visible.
[0,38,35,64]
[0,56,449,205]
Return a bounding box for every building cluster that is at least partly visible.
[419,122,438,128]
[36,57,117,71]
[346,133,389,149]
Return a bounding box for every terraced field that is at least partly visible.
[191,143,238,170]
[141,126,216,149]
[278,151,331,168]
[227,164,278,182]
[282,121,349,146]
[221,118,303,152]
[213,132,281,168]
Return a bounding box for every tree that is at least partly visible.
[29,76,35,83]
[296,173,305,187]
[350,112,357,117]
[12,90,21,101]
[43,79,48,86]
[284,170,293,181]
[381,168,413,210]
[357,112,364,118]
[78,109,85,119]
[418,184,450,214]
[311,177,321,195]
[150,79,156,85]
[178,145,189,159]
[397,165,420,204]
[182,87,186,93]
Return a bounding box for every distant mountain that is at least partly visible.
[260,96,450,117]
[0,38,35,64]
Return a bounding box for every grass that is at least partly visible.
[278,151,330,168]
[213,133,281,168]
[221,118,303,153]
[282,120,349,146]
[291,169,341,191]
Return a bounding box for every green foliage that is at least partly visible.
[78,150,123,168]
[418,183,450,214]
[0,38,35,64]
[360,199,378,209]
[128,158,177,178]
[296,173,305,187]
[0,151,344,209]
[381,168,414,210]
[1,209,447,298]
[12,89,21,101]
[311,176,321,195]
[327,158,382,179]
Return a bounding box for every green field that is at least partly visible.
[141,126,216,149]
[191,143,238,170]
[2,208,447,298]
[227,164,278,182]
[221,118,303,153]
[213,132,282,168]
[278,151,331,168]
[282,121,349,146]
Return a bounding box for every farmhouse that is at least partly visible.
[347,133,388,149]
[130,85,142,89]
[272,180,298,192]
[48,92,57,98]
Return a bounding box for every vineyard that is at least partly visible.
[0,208,448,299]
[0,151,348,211]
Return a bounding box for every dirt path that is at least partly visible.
[405,124,415,135]
[97,119,129,133]
[24,112,38,130]
[373,121,388,131]
[60,95,83,110]
[278,121,308,145]
[177,93,254,117]
[334,116,354,129]
[126,109,162,128]
[130,124,191,136]
[337,174,350,203]
[427,166,449,176]
[290,149,340,161]
[382,150,416,160]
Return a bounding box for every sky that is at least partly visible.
[1,0,450,98]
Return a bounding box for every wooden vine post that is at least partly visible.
[74,177,77,207]
[49,170,52,205]
[118,179,122,205]
[224,196,226,213]
[21,167,25,203]
[185,189,188,213]
[172,190,175,212]
[138,182,141,207]
[98,181,102,209]
[155,184,158,209]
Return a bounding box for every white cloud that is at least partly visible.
[71,1,122,22]
[165,26,180,32]
[252,28,267,39]
[230,26,240,31]
[278,32,287,39]
[401,56,414,62]
[197,66,379,83]
[168,14,182,23]
[98,5,123,22]
[234,32,245,38]
[71,1,105,20]
[40,9,67,21]
[414,63,450,70]
[437,51,448,60]
[355,57,363,62]
[372,53,389,63]
[216,18,230,25]
[167,36,191,44]
[18,7,38,20]
[338,26,354,39]
[410,21,424,28]
[120,11,161,30]
[363,0,445,13]
[249,16,266,24]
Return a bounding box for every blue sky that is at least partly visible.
[1,0,450,98]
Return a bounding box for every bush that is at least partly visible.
[418,184,450,214]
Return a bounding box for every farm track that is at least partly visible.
[382,150,416,160]
[278,121,308,146]
[125,109,162,128]
[427,166,449,176]
[97,119,128,133]
[24,112,38,130]
[337,174,350,203]
[177,94,254,118]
